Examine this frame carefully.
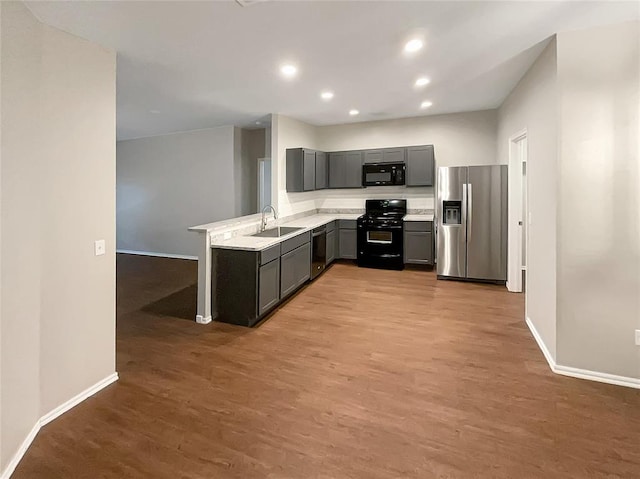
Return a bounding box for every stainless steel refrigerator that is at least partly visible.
[436,165,507,282]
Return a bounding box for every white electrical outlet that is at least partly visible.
[635,329,640,346]
[94,239,106,256]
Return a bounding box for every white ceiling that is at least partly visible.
[26,1,639,140]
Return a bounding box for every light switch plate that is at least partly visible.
[223,232,232,240]
[94,239,106,256]
[635,329,640,346]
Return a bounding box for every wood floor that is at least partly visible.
[14,255,640,478]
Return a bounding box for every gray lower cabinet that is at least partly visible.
[403,221,434,265]
[258,259,280,315]
[329,151,363,188]
[215,234,311,327]
[406,145,435,187]
[326,228,336,264]
[337,220,357,259]
[281,242,311,298]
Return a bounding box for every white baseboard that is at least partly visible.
[0,422,40,479]
[525,317,639,390]
[116,249,197,261]
[0,373,119,479]
[195,315,212,324]
[40,373,119,426]
[554,364,640,389]
[525,317,556,370]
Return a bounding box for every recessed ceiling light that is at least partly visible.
[415,77,430,87]
[149,109,160,114]
[321,91,334,101]
[404,38,424,53]
[420,101,433,109]
[280,63,298,78]
[349,109,359,116]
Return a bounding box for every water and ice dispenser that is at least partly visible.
[443,201,462,225]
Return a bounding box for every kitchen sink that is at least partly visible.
[251,226,303,238]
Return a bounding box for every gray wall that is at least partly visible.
[1,1,116,472]
[117,126,237,258]
[556,21,639,378]
[497,39,558,359]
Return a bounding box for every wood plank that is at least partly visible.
[13,254,640,478]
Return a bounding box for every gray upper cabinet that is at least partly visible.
[303,150,315,191]
[406,145,435,187]
[315,151,328,190]
[329,151,363,188]
[364,150,383,163]
[382,148,405,163]
[286,148,317,192]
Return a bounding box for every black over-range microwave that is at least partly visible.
[362,162,406,187]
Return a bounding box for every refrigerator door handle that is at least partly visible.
[467,183,473,242]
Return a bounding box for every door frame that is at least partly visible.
[257,157,271,211]
[507,129,528,293]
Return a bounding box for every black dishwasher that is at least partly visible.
[311,225,326,280]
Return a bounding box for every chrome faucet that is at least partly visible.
[261,205,277,232]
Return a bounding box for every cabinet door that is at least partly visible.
[315,151,328,190]
[339,229,357,259]
[286,148,303,192]
[326,229,336,264]
[303,149,316,191]
[344,151,363,188]
[406,145,435,186]
[295,242,311,286]
[363,150,383,163]
[383,148,406,163]
[404,231,433,264]
[258,259,280,315]
[328,152,347,188]
[280,248,298,298]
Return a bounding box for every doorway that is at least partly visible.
[257,157,272,211]
[507,130,528,301]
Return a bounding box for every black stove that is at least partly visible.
[357,199,407,270]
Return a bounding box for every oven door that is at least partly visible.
[357,223,404,268]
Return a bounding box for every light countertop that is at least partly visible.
[210,213,433,252]
[210,214,360,251]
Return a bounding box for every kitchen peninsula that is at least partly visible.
[189,208,433,325]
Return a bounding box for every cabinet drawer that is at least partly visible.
[338,219,357,230]
[260,244,281,265]
[382,148,406,162]
[404,221,432,232]
[280,231,311,255]
[326,220,336,232]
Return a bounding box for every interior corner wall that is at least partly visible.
[556,21,640,379]
[238,127,265,216]
[116,126,236,258]
[497,38,558,360]
[1,1,117,473]
[274,115,321,216]
[1,1,42,470]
